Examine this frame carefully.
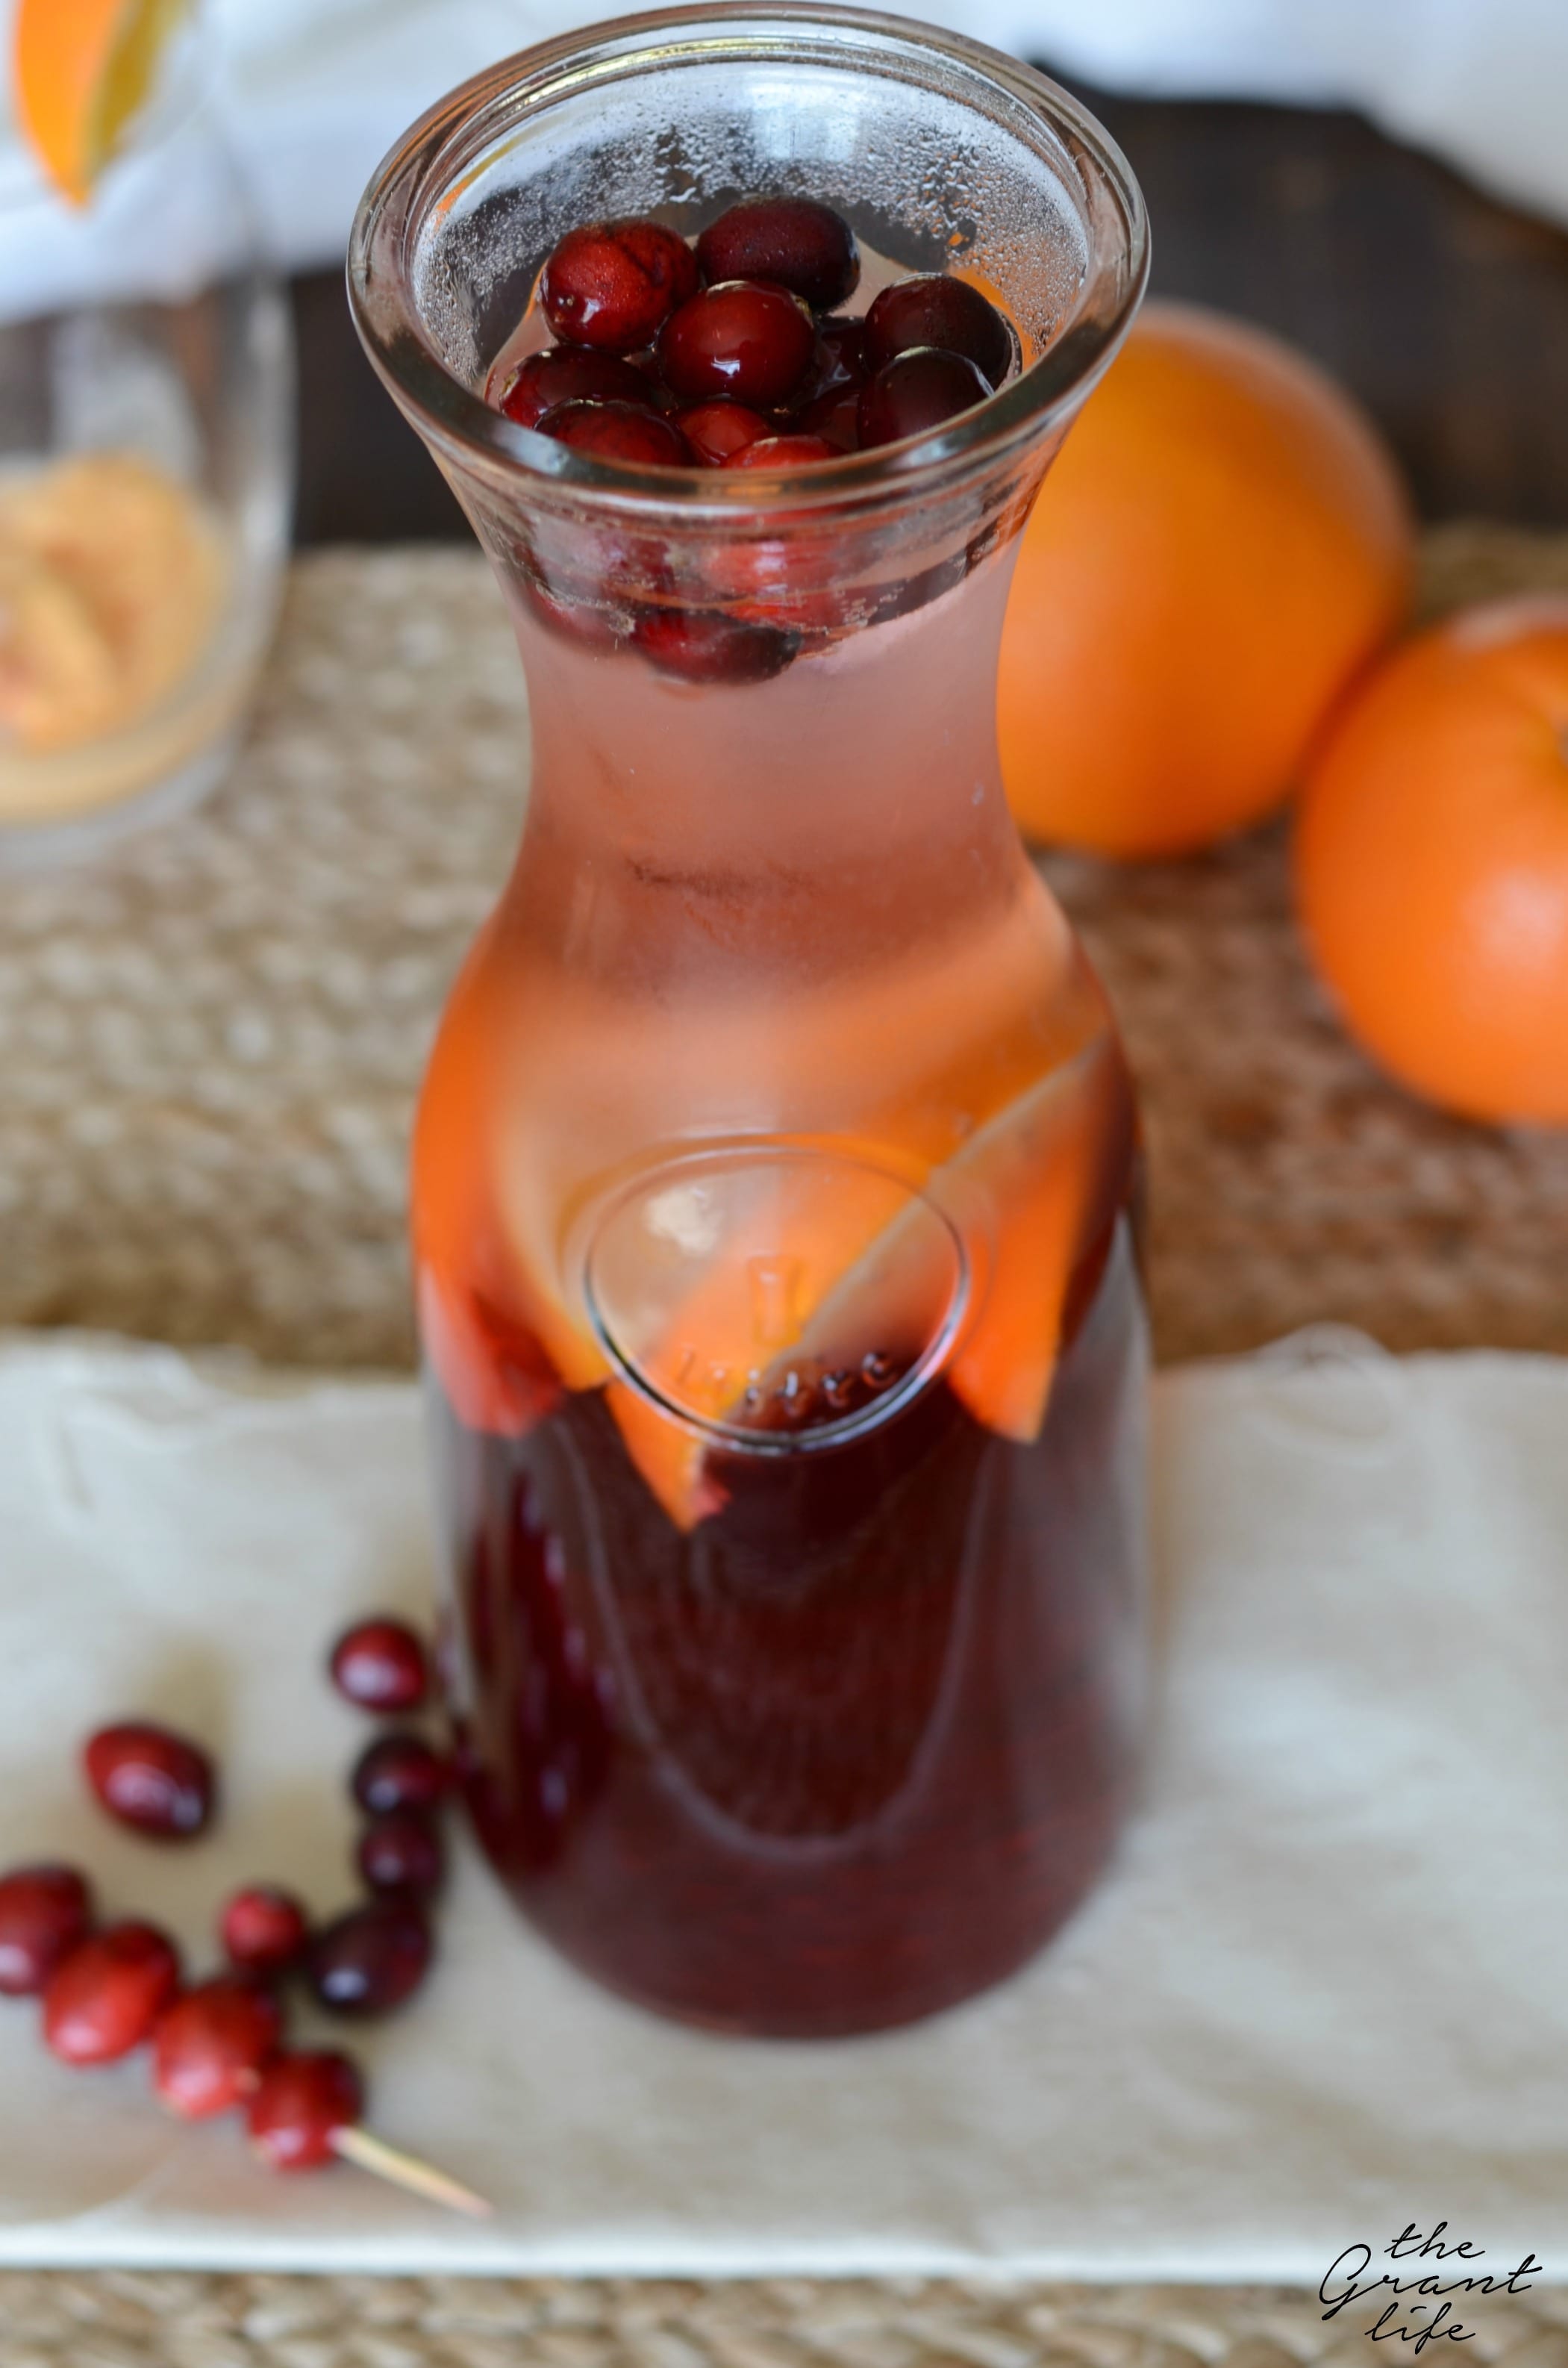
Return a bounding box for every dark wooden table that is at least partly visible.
[292,77,1568,546]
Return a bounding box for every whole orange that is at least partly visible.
[999,300,1414,858]
[1296,599,1568,1127]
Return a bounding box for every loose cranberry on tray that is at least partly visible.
[220,1884,311,1980]
[43,1922,182,2066]
[352,1733,450,1818]
[84,1722,215,1839]
[328,1616,430,1713]
[0,1864,93,1995]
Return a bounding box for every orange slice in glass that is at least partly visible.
[14,0,193,205]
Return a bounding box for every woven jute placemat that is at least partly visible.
[2,526,1566,2361]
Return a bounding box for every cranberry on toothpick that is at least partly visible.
[249,2048,488,2214]
[152,1978,281,2119]
[0,1863,93,1997]
[43,1922,181,2066]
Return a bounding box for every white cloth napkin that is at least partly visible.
[1,0,1567,323]
[0,1327,1564,2279]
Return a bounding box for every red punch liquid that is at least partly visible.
[431,1211,1146,2038]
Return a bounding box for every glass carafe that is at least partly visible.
[350,2,1150,2037]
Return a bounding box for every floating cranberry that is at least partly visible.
[308,1898,432,2017]
[328,1618,430,1713]
[357,1810,446,1900]
[537,399,693,467]
[43,1922,181,2066]
[539,216,698,353]
[0,1864,93,1996]
[632,606,799,685]
[696,197,859,312]
[516,576,629,652]
[857,347,993,449]
[498,346,658,428]
[659,281,817,408]
[792,386,860,451]
[674,398,773,465]
[352,1733,450,1819]
[864,272,1013,385]
[814,314,874,389]
[152,1977,282,2119]
[220,1884,310,1980]
[249,2049,364,2173]
[84,1722,215,1840]
[724,433,842,470]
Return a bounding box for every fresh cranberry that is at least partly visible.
[857,348,993,448]
[658,281,817,408]
[328,1618,430,1713]
[308,1898,432,2017]
[537,399,693,467]
[84,1722,215,1840]
[539,217,698,352]
[352,1733,450,1819]
[220,1884,310,1980]
[723,433,842,470]
[864,273,1013,385]
[814,314,874,389]
[696,198,859,311]
[43,1922,181,2066]
[674,399,773,465]
[357,1811,445,1899]
[516,576,629,652]
[249,2049,364,2173]
[632,606,799,685]
[152,1977,282,2119]
[792,386,860,451]
[0,1864,93,1996]
[497,346,658,428]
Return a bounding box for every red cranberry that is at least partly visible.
[632,606,799,685]
[658,281,817,408]
[220,1884,310,1979]
[516,576,628,652]
[357,1810,445,1900]
[43,1922,181,2066]
[674,398,773,465]
[328,1617,430,1713]
[352,1733,450,1819]
[864,273,1013,385]
[497,346,658,428]
[308,1898,432,2017]
[249,2049,364,2173]
[0,1864,93,1996]
[857,347,993,449]
[723,433,842,470]
[152,1978,282,2119]
[537,399,693,466]
[792,386,860,451]
[696,198,859,312]
[84,1722,214,1840]
[814,314,873,389]
[539,217,698,353]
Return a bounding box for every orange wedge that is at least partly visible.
[14,0,193,205]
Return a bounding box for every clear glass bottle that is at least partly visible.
[351,2,1150,2037]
